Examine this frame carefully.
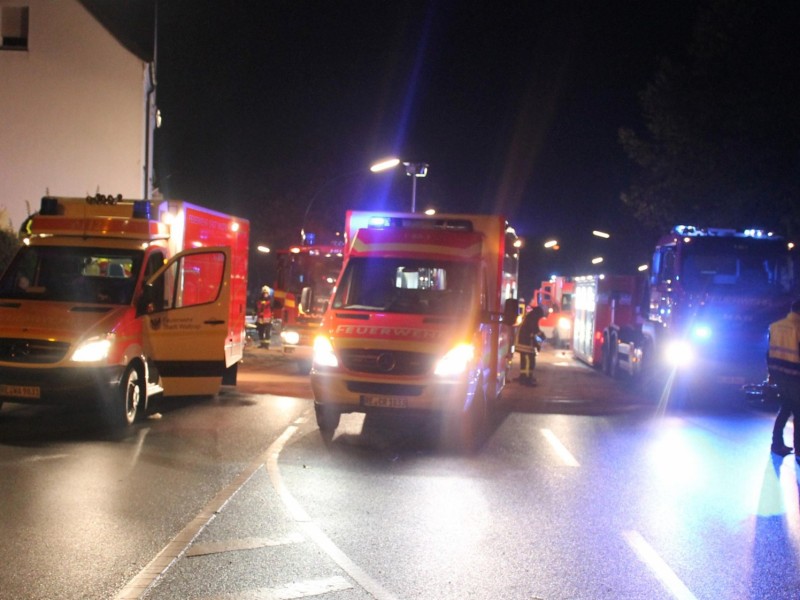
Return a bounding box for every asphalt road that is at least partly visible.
[1,345,798,600]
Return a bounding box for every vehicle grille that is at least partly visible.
[339,349,436,376]
[0,338,71,364]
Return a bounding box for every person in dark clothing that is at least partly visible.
[256,286,273,348]
[767,299,800,462]
[517,305,544,386]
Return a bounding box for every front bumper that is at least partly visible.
[310,369,475,416]
[0,364,125,405]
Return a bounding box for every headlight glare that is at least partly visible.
[692,324,712,340]
[434,343,474,376]
[664,340,694,367]
[281,330,301,345]
[312,335,338,368]
[71,337,112,362]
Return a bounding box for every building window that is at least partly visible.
[1,6,29,51]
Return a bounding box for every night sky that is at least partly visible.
[151,1,699,296]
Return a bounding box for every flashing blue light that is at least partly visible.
[132,200,151,219]
[743,228,771,238]
[368,216,391,228]
[692,325,712,340]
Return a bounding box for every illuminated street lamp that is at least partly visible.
[256,245,270,254]
[544,239,559,249]
[370,156,429,212]
[591,256,604,265]
[592,230,610,239]
[370,158,401,172]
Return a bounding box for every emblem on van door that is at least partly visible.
[376,352,396,372]
[150,317,162,331]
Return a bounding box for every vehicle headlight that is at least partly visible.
[664,340,695,367]
[558,317,571,331]
[312,335,338,368]
[71,336,112,362]
[434,343,475,376]
[691,324,712,340]
[281,330,301,345]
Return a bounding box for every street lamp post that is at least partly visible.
[403,161,428,213]
[370,157,429,212]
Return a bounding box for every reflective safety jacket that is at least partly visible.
[767,311,800,387]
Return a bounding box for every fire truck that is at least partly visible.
[532,275,574,348]
[573,226,796,399]
[309,210,520,449]
[572,274,646,377]
[274,242,344,373]
[0,195,249,425]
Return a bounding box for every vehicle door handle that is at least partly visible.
[204,319,225,325]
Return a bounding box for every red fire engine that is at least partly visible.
[532,276,574,348]
[274,242,344,372]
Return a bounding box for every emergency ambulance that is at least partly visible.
[310,210,520,449]
[0,195,249,426]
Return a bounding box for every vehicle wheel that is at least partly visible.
[118,364,144,427]
[601,338,612,375]
[607,338,619,378]
[314,404,340,433]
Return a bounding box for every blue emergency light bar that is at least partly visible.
[366,215,474,231]
[672,225,778,239]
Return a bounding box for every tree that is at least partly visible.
[0,227,20,274]
[619,0,800,236]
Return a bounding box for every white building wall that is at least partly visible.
[0,0,148,231]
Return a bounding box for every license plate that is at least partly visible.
[0,384,41,399]
[360,395,408,409]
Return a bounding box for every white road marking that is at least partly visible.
[540,428,580,467]
[115,458,265,599]
[203,575,352,599]
[622,530,698,600]
[19,453,70,463]
[186,532,305,557]
[266,419,401,600]
[117,415,399,600]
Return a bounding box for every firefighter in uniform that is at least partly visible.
[767,299,800,461]
[517,305,544,386]
[256,286,273,348]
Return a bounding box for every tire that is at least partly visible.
[608,341,619,378]
[117,364,144,427]
[314,404,340,433]
[601,339,611,375]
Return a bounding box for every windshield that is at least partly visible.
[0,246,144,305]
[680,237,795,293]
[332,257,477,315]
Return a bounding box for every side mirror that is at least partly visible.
[136,283,157,316]
[299,286,313,314]
[502,297,519,324]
